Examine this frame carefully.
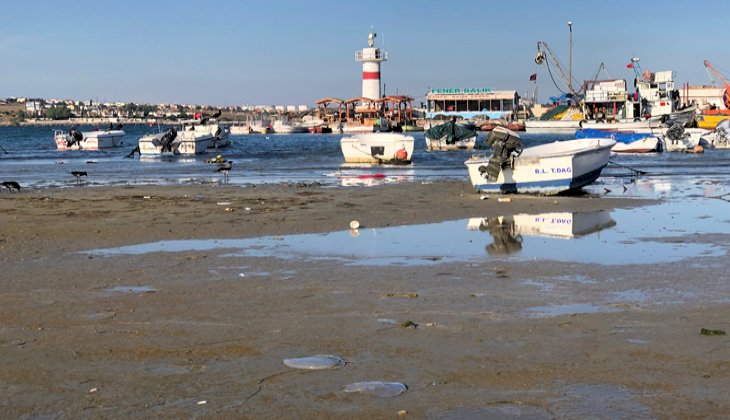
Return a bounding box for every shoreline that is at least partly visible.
[2,182,729,418]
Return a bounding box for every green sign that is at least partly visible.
[430,88,492,94]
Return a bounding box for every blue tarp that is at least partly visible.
[575,128,652,144]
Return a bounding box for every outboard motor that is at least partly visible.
[666,124,686,144]
[159,127,177,152]
[67,127,83,147]
[480,127,522,181]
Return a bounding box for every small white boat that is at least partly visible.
[138,127,209,155]
[465,127,615,195]
[54,127,125,150]
[229,124,251,135]
[340,133,415,164]
[633,126,704,152]
[700,120,730,149]
[424,119,478,151]
[576,128,659,153]
[272,119,308,134]
[611,136,660,153]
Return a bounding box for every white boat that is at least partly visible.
[700,120,730,149]
[272,119,308,134]
[138,127,208,155]
[632,125,703,152]
[340,133,415,164]
[610,136,660,153]
[54,127,125,150]
[229,124,251,135]
[576,128,659,153]
[138,116,229,155]
[250,120,274,134]
[424,119,478,151]
[465,127,615,195]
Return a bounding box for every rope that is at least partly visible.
[608,160,647,176]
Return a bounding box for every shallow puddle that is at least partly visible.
[525,303,623,318]
[84,195,729,266]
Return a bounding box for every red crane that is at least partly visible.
[703,60,730,108]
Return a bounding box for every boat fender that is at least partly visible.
[395,148,408,161]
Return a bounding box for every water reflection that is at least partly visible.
[468,211,616,255]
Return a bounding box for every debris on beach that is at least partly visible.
[384,292,418,299]
[700,328,726,336]
[350,220,360,229]
[283,354,346,370]
[343,381,407,397]
[400,320,418,329]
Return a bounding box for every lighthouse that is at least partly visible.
[355,28,388,100]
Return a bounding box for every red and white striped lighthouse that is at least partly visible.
[355,28,388,100]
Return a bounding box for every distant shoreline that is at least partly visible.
[3,118,182,127]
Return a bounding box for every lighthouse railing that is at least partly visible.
[355,50,388,61]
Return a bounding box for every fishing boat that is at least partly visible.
[465,127,615,195]
[340,133,414,164]
[54,126,125,150]
[575,128,659,153]
[424,119,478,151]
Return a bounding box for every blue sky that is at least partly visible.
[2,0,729,106]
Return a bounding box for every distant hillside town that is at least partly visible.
[0,96,313,125]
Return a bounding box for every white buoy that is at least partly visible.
[350,220,360,230]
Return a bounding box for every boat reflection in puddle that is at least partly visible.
[467,211,616,255]
[86,203,723,266]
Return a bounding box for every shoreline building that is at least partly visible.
[425,88,519,120]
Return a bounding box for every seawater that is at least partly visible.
[3,125,730,189]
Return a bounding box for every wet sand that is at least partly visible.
[1,181,729,418]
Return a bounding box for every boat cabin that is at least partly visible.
[426,88,519,120]
[581,79,631,121]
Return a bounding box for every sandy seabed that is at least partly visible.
[1,180,729,419]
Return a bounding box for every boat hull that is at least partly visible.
[696,114,730,129]
[524,120,581,133]
[425,135,477,151]
[610,136,659,153]
[138,131,211,155]
[340,133,415,164]
[465,138,615,195]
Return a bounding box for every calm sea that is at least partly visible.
[1,125,729,190]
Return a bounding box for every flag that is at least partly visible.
[626,63,634,69]
[529,73,537,81]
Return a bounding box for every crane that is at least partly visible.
[534,41,581,99]
[703,59,730,108]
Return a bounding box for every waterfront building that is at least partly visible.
[426,88,519,120]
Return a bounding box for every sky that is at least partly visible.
[2,0,730,106]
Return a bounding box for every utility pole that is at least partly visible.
[568,21,573,96]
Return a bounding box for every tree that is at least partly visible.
[46,105,72,120]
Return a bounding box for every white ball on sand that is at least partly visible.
[350,220,360,230]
